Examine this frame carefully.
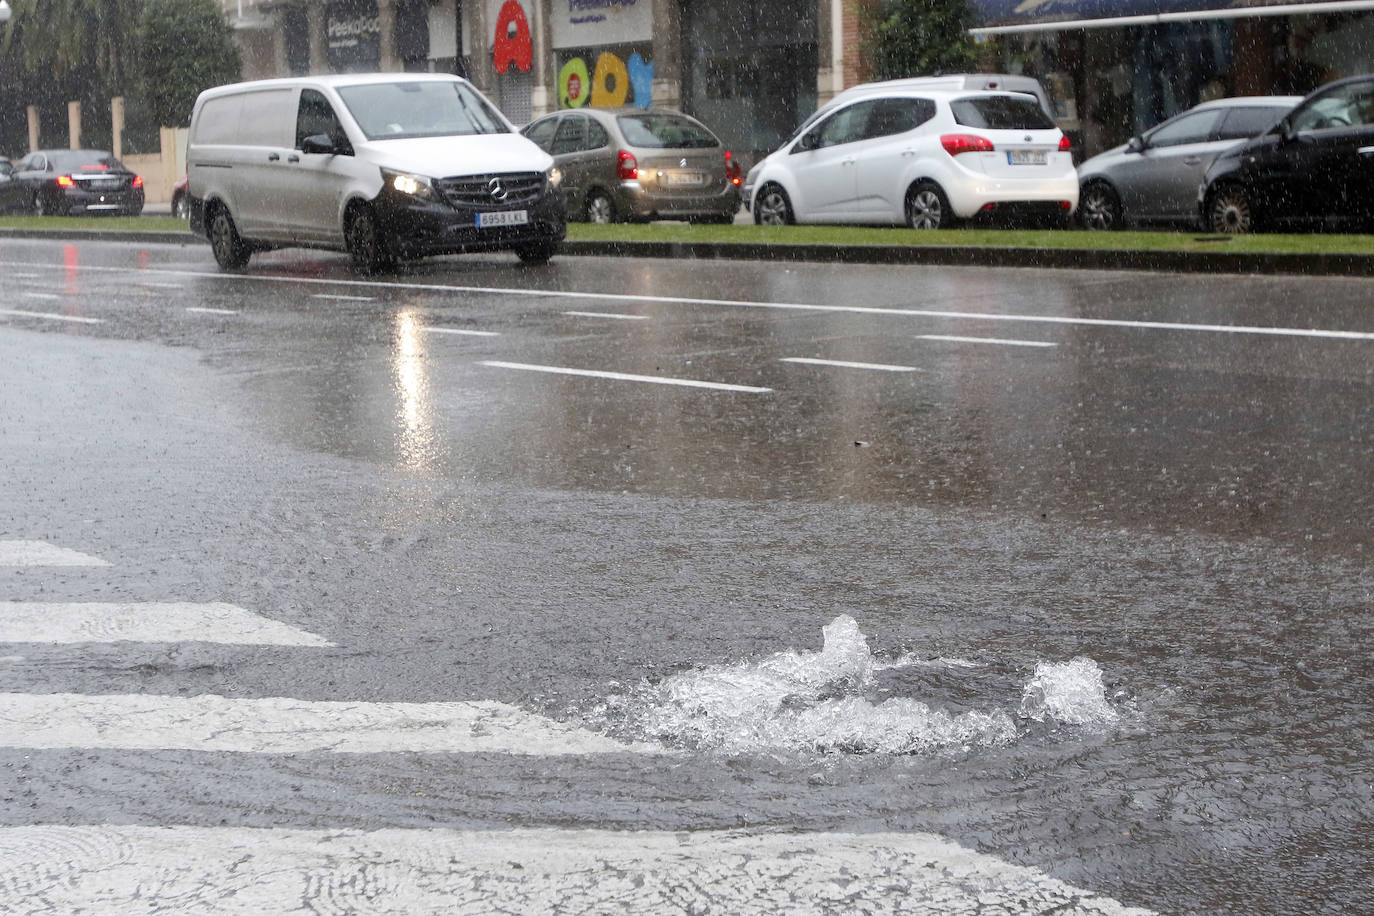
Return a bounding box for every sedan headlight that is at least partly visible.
[382,169,433,199]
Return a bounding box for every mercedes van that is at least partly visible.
[187,73,566,272]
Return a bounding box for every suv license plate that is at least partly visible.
[666,171,704,186]
[476,210,528,228]
[1007,150,1046,165]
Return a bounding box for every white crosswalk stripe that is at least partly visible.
[0,540,110,566]
[0,602,333,646]
[0,825,1154,916]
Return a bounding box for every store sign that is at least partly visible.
[553,0,652,49]
[558,48,652,109]
[327,0,381,70]
[492,0,533,73]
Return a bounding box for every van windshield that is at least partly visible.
[336,81,509,140]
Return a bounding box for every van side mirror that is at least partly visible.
[1126,135,1145,153]
[301,133,338,155]
[793,131,819,153]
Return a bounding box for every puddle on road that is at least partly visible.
[589,615,1123,756]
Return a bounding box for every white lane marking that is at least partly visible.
[0,602,333,647]
[10,260,1371,342]
[0,308,102,325]
[313,293,374,302]
[0,541,110,567]
[563,310,650,321]
[10,273,39,278]
[919,334,1058,348]
[423,326,500,337]
[21,292,59,300]
[185,307,239,316]
[781,356,920,373]
[0,825,1156,915]
[481,360,772,393]
[0,694,658,755]
[139,282,184,289]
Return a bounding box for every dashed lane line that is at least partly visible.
[8,260,1372,341]
[423,326,500,337]
[0,602,333,647]
[480,360,772,393]
[186,306,239,316]
[918,334,1058,347]
[0,825,1156,915]
[563,310,650,320]
[0,541,110,567]
[781,356,921,373]
[0,307,101,324]
[0,694,661,755]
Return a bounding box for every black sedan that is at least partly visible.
[1201,74,1374,233]
[0,149,144,216]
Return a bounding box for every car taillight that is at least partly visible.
[724,150,741,185]
[940,134,994,157]
[132,175,143,188]
[1058,135,1072,152]
[616,150,638,180]
[56,175,74,187]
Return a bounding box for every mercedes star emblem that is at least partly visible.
[487,177,509,202]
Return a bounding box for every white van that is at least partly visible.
[187,73,566,272]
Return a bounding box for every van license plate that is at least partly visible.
[666,171,704,186]
[476,210,528,228]
[1007,150,1046,165]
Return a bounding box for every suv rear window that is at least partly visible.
[617,114,718,149]
[950,96,1054,131]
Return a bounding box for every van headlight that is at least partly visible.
[382,169,433,199]
[546,166,563,188]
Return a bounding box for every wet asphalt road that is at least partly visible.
[0,236,1372,914]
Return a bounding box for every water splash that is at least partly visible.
[1018,656,1120,726]
[598,616,1123,756]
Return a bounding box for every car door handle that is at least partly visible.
[901,148,917,157]
[1182,156,1202,166]
[267,153,280,162]
[287,154,300,163]
[842,157,856,166]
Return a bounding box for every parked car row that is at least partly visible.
[5,72,1372,256]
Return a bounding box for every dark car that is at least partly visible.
[1201,74,1374,233]
[0,149,145,216]
[1077,96,1299,230]
[521,107,740,224]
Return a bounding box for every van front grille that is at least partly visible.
[435,172,545,208]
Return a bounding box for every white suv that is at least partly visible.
[744,89,1076,229]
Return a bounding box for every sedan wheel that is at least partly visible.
[753,184,793,226]
[1208,186,1254,234]
[1079,181,1122,231]
[905,182,952,230]
[585,192,615,224]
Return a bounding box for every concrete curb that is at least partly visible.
[5,226,1374,277]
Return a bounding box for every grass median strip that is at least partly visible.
[5,214,1374,257]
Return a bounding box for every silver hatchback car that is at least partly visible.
[521,107,741,224]
[1077,96,1300,230]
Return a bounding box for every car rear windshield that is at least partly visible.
[950,96,1054,130]
[337,81,509,140]
[51,151,125,171]
[616,114,718,149]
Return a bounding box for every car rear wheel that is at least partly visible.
[585,191,616,224]
[753,183,794,225]
[905,182,954,230]
[344,204,395,274]
[173,192,190,220]
[1208,185,1255,234]
[208,206,251,270]
[1079,180,1122,231]
[34,190,61,217]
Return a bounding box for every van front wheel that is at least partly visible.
[345,205,396,274]
[209,207,252,270]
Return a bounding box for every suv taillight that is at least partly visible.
[724,150,741,185]
[616,150,638,180]
[940,134,995,157]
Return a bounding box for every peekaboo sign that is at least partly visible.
[492,0,532,74]
[558,50,653,109]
